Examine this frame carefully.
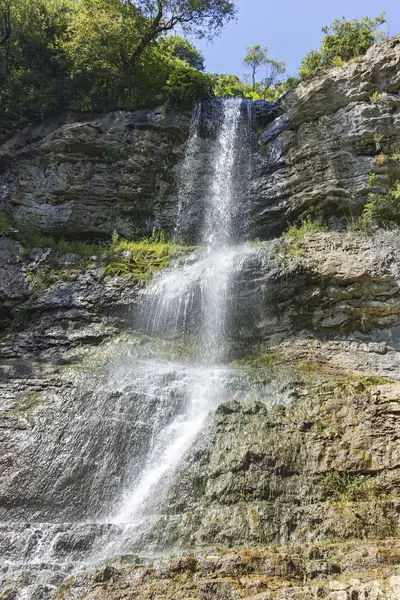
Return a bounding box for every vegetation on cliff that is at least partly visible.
[0,211,194,282]
[0,0,233,131]
[0,0,390,132]
[299,13,387,79]
[354,174,400,232]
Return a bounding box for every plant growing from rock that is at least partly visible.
[103,230,194,280]
[369,90,381,103]
[375,149,400,165]
[354,175,400,231]
[321,471,380,502]
[284,217,328,256]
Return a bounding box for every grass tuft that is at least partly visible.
[284,217,327,256]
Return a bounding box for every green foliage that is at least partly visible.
[299,13,386,79]
[167,65,214,106]
[298,50,326,79]
[0,211,195,283]
[369,91,381,103]
[212,71,295,102]
[354,176,400,232]
[375,149,400,165]
[284,217,328,256]
[273,76,301,97]
[232,353,281,369]
[0,0,72,131]
[242,44,286,98]
[212,74,255,99]
[132,0,236,63]
[104,144,131,163]
[160,36,205,71]
[103,233,193,281]
[0,0,230,131]
[4,391,41,424]
[0,211,100,257]
[321,472,380,502]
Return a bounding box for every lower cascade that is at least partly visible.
[1,99,282,597]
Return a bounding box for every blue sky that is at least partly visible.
[196,0,400,78]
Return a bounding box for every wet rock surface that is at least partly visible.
[1,229,400,596]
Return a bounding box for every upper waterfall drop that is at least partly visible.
[203,98,243,248]
[174,98,253,246]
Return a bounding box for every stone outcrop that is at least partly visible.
[250,231,400,347]
[137,374,400,551]
[249,35,400,238]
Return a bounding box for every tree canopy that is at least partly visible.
[129,0,236,61]
[160,36,205,71]
[0,3,394,133]
[0,0,233,131]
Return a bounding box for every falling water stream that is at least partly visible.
[1,98,269,598]
[98,98,255,556]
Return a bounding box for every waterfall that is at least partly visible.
[106,98,254,533]
[1,99,260,597]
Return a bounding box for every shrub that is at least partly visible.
[299,13,386,80]
[375,149,400,165]
[0,211,100,257]
[104,232,193,280]
[321,472,379,502]
[354,176,400,231]
[369,91,381,103]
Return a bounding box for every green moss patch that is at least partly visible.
[102,235,196,281]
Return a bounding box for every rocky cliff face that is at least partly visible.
[1,36,400,600]
[0,108,190,239]
[249,35,400,238]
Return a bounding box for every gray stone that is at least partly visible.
[0,109,191,240]
[57,252,81,266]
[252,100,280,127]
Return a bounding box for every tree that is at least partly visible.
[299,13,386,79]
[242,44,285,95]
[160,36,205,71]
[243,45,267,89]
[0,0,72,131]
[0,0,11,45]
[130,0,236,62]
